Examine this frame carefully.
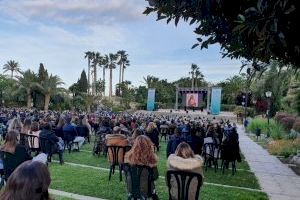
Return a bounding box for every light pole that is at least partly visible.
[175,84,179,110]
[265,91,272,138]
[242,95,246,122]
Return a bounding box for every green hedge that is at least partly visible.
[221,104,236,111]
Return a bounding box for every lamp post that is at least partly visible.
[265,91,272,138]
[242,95,246,123]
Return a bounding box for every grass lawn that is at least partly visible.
[48,138,268,199]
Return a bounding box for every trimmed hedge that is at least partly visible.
[221,104,237,111]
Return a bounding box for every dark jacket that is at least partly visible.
[166,135,185,157]
[1,144,32,179]
[146,128,159,148]
[39,129,59,154]
[187,135,203,155]
[76,125,89,138]
[63,123,78,142]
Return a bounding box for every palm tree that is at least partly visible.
[38,74,64,111]
[84,51,94,94]
[91,52,101,96]
[107,53,118,99]
[16,70,39,108]
[97,55,107,96]
[3,60,22,79]
[194,68,204,88]
[117,50,130,95]
[189,64,198,89]
[143,75,159,88]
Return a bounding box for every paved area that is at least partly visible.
[49,189,107,200]
[238,126,300,200]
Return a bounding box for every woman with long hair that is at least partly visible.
[0,160,51,200]
[124,135,159,199]
[1,130,32,179]
[28,121,40,149]
[21,118,32,134]
[145,122,160,151]
[7,118,23,133]
[167,142,203,200]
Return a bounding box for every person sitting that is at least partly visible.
[0,160,51,200]
[106,126,129,165]
[63,116,85,150]
[39,123,64,164]
[186,127,203,155]
[0,130,32,180]
[76,116,90,142]
[221,127,241,168]
[166,128,185,157]
[145,122,160,151]
[28,121,40,149]
[167,142,204,200]
[124,135,159,199]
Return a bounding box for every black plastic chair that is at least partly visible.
[39,136,54,162]
[27,135,40,155]
[19,133,29,148]
[63,131,79,153]
[202,142,219,172]
[124,164,159,200]
[166,170,203,200]
[107,145,129,181]
[160,127,169,142]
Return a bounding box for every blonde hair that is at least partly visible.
[8,118,23,132]
[146,122,157,133]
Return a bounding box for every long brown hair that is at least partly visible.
[175,142,194,159]
[126,135,157,167]
[0,160,51,200]
[1,130,19,154]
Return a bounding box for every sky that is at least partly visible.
[0,0,243,93]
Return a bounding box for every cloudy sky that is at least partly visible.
[0,0,242,93]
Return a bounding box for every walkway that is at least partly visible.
[49,189,107,200]
[238,126,300,200]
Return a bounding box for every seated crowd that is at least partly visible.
[0,108,241,200]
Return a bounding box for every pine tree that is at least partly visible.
[77,70,89,93]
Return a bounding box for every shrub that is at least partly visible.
[292,120,300,133]
[233,106,255,117]
[280,116,296,131]
[247,118,285,140]
[274,112,289,122]
[267,139,300,158]
[221,104,236,111]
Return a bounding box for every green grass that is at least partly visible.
[49,163,267,200]
[53,141,256,189]
[51,195,74,200]
[246,118,285,139]
[47,136,268,199]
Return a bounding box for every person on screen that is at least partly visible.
[188,95,197,107]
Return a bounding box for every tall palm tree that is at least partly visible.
[3,60,22,79]
[107,53,118,99]
[91,52,101,96]
[38,74,64,111]
[16,70,39,108]
[101,55,109,96]
[96,55,107,96]
[117,50,130,96]
[84,51,93,94]
[189,64,198,89]
[194,68,204,88]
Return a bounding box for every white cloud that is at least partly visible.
[0,0,146,26]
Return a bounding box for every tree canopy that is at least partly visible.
[145,0,300,68]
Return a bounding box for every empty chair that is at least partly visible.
[107,145,128,181]
[202,137,219,172]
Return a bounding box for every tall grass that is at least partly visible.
[246,118,285,139]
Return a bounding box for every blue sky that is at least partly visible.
[0,0,242,93]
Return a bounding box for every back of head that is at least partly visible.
[30,121,40,132]
[2,130,19,154]
[175,142,194,159]
[0,160,51,200]
[127,135,157,167]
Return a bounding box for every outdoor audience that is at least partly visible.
[0,107,242,199]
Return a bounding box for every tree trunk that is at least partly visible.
[26,91,32,109]
[93,65,97,96]
[11,71,13,79]
[122,65,125,83]
[119,64,122,96]
[44,93,51,111]
[192,74,194,90]
[87,59,90,94]
[109,68,113,99]
[103,67,106,96]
